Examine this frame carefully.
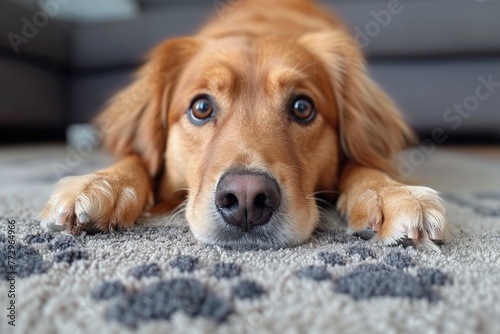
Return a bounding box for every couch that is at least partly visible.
[1,0,499,143]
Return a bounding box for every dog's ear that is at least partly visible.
[299,32,415,173]
[95,37,202,177]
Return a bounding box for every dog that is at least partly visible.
[40,0,450,250]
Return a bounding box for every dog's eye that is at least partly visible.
[291,97,316,123]
[188,96,215,124]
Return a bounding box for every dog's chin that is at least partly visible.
[191,215,311,250]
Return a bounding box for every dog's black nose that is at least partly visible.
[215,171,281,232]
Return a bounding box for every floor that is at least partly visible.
[0,144,499,195]
[402,145,500,193]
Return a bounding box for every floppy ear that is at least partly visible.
[299,32,415,173]
[95,37,202,177]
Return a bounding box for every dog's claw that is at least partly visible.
[78,212,90,224]
[370,220,381,232]
[353,228,376,240]
[407,227,419,240]
[429,229,442,240]
[397,238,416,248]
[56,211,70,226]
[41,221,68,232]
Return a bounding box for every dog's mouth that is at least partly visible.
[195,212,303,249]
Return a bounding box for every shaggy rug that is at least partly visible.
[1,145,499,334]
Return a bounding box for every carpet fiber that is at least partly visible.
[1,146,500,334]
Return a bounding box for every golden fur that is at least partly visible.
[40,0,449,250]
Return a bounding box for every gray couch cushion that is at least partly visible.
[0,58,64,126]
[70,5,213,69]
[331,0,500,57]
[70,70,133,123]
[71,0,500,70]
[369,58,500,133]
[0,0,70,65]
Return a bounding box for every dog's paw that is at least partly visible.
[338,185,450,251]
[39,173,147,234]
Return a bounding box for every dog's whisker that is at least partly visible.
[277,164,311,179]
[307,190,340,197]
[314,197,333,207]
[304,193,335,208]
[162,200,188,227]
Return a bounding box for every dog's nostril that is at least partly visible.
[254,193,267,209]
[219,193,239,209]
[215,171,281,232]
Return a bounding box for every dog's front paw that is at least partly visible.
[338,185,450,251]
[39,173,147,234]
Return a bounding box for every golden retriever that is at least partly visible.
[40,0,450,250]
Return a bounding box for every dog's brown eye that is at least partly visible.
[291,97,316,123]
[192,98,213,119]
[188,95,215,125]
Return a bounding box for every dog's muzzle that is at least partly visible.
[215,170,281,232]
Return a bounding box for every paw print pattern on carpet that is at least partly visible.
[0,235,52,279]
[91,281,127,300]
[25,232,54,244]
[231,280,265,300]
[348,246,375,260]
[90,256,269,327]
[334,263,446,301]
[169,255,199,272]
[13,232,88,272]
[417,267,451,286]
[317,251,346,266]
[19,228,452,329]
[54,249,88,264]
[105,278,232,328]
[129,263,162,279]
[211,262,241,279]
[48,234,79,251]
[294,248,451,302]
[383,250,415,269]
[295,265,331,281]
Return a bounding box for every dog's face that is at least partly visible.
[164,36,340,247]
[99,32,412,248]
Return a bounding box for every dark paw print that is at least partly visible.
[90,256,270,327]
[318,251,346,266]
[348,246,375,260]
[296,265,331,281]
[0,236,52,279]
[211,262,241,279]
[169,255,199,273]
[23,232,87,268]
[334,251,451,301]
[48,235,79,251]
[417,267,451,286]
[129,263,162,279]
[25,232,54,244]
[383,250,414,269]
[232,280,265,300]
[91,281,127,300]
[54,249,88,264]
[105,278,231,328]
[296,248,451,302]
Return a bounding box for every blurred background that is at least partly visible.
[1,0,499,145]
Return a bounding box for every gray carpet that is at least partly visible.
[1,145,500,334]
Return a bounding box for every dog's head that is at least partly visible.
[97,32,413,248]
